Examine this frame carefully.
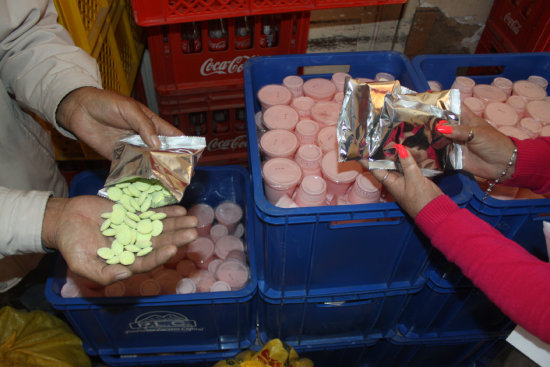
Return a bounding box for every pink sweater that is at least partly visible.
[415,137,550,344]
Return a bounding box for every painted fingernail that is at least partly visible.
[435,120,448,129]
[436,125,453,134]
[395,144,409,158]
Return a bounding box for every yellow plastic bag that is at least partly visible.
[0,306,91,367]
[214,339,313,367]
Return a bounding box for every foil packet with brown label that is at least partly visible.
[337,78,462,177]
[98,135,206,206]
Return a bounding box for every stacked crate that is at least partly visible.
[476,0,550,53]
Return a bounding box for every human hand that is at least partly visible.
[371,144,444,218]
[436,104,517,181]
[55,87,183,159]
[42,196,198,286]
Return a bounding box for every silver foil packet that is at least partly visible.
[98,135,206,205]
[337,78,462,177]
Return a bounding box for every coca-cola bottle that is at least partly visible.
[208,19,228,52]
[181,22,202,54]
[235,108,246,131]
[213,109,230,133]
[234,16,252,50]
[189,112,207,135]
[259,15,279,48]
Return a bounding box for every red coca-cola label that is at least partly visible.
[208,37,227,51]
[193,38,202,52]
[207,135,247,151]
[258,34,267,48]
[182,39,191,53]
[234,35,251,49]
[200,55,252,76]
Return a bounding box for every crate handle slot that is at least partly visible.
[300,64,351,76]
[318,299,374,308]
[329,216,402,229]
[455,65,505,78]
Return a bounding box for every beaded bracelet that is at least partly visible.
[482,147,518,202]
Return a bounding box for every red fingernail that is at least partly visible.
[395,144,409,158]
[437,125,453,134]
[435,120,448,129]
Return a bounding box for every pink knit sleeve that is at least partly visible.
[504,137,550,194]
[415,195,550,344]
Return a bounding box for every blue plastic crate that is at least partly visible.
[46,166,258,357]
[396,270,515,340]
[243,51,473,299]
[257,289,409,347]
[99,349,238,367]
[413,53,550,287]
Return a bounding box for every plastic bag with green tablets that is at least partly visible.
[0,306,92,367]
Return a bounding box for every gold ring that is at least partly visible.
[467,127,475,142]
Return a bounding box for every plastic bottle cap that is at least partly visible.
[190,269,217,293]
[294,144,323,173]
[215,201,243,230]
[473,84,507,104]
[283,75,304,97]
[491,77,513,96]
[294,119,320,145]
[257,84,292,109]
[210,223,229,242]
[463,97,485,116]
[260,129,299,159]
[291,96,315,118]
[528,75,548,90]
[214,235,244,259]
[302,78,336,101]
[176,259,197,277]
[375,72,395,81]
[331,72,351,92]
[186,237,215,265]
[262,157,302,189]
[263,104,299,131]
[139,278,162,296]
[294,175,327,207]
[317,126,338,153]
[348,173,381,204]
[506,95,527,117]
[513,80,547,101]
[311,101,342,126]
[451,76,475,94]
[483,102,519,127]
[188,203,214,236]
[210,280,232,292]
[427,80,442,92]
[176,278,196,294]
[497,126,530,140]
[208,258,223,274]
[216,260,249,290]
[519,117,542,138]
[321,150,362,185]
[525,100,550,124]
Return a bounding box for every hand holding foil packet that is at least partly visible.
[337,78,462,177]
[98,135,206,206]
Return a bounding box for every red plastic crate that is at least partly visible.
[148,12,310,93]
[159,92,247,166]
[484,0,550,52]
[130,0,408,26]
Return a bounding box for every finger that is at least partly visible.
[120,100,162,148]
[156,204,188,217]
[139,104,182,137]
[162,215,199,232]
[72,260,132,286]
[155,227,199,249]
[395,144,424,185]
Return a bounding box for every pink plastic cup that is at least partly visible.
[208,258,224,274]
[257,84,292,110]
[283,75,304,97]
[259,129,299,159]
[317,126,338,153]
[519,117,542,138]
[262,157,302,204]
[233,223,245,238]
[216,260,249,290]
[451,76,475,98]
[321,150,362,197]
[291,96,315,119]
[274,194,299,208]
[463,97,485,117]
[176,278,196,294]
[375,72,395,81]
[294,175,327,207]
[186,237,215,267]
[215,201,243,233]
[347,172,381,204]
[506,95,527,119]
[311,101,342,127]
[498,126,531,140]
[473,84,507,105]
[176,259,197,277]
[527,75,548,91]
[263,104,299,131]
[214,235,244,259]
[525,100,550,124]
[333,91,345,105]
[295,119,320,145]
[513,80,547,101]
[210,280,232,292]
[104,281,126,297]
[189,269,217,293]
[187,203,214,237]
[491,77,513,96]
[225,249,247,264]
[428,80,442,92]
[331,72,351,92]
[483,102,519,127]
[210,223,229,242]
[294,144,323,177]
[303,78,336,101]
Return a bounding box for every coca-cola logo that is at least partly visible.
[207,135,247,151]
[200,55,254,76]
